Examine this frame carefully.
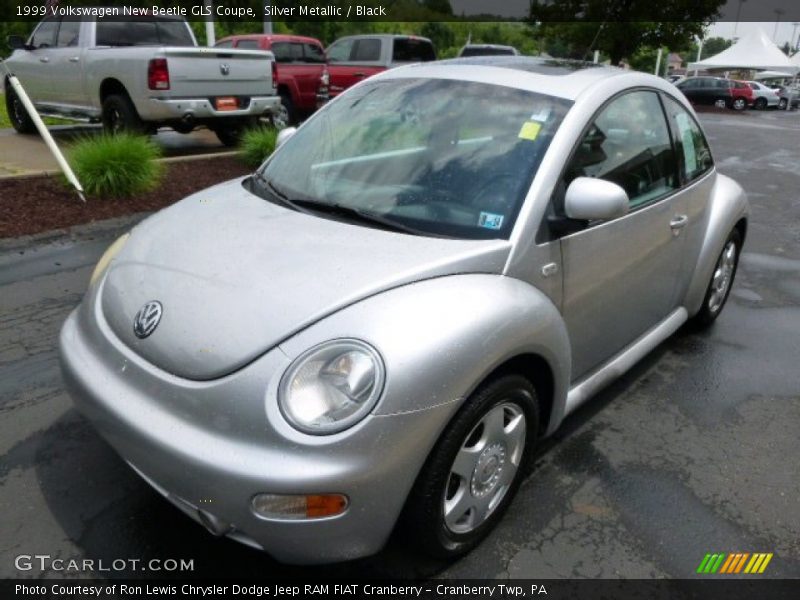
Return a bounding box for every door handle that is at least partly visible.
[670,214,689,234]
[354,72,366,77]
[69,56,80,63]
[39,56,50,63]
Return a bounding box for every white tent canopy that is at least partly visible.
[688,29,798,74]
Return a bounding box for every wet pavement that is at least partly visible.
[0,111,798,580]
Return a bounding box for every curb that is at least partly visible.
[0,149,240,181]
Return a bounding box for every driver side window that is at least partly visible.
[564,90,678,211]
[30,17,58,49]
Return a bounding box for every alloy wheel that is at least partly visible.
[443,402,526,534]
[708,240,737,314]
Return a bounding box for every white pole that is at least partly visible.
[694,38,703,76]
[1,64,84,202]
[263,1,273,34]
[204,0,215,46]
[654,47,663,76]
[593,49,599,63]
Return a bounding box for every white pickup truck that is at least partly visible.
[4,14,280,145]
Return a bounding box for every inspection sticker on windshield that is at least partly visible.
[478,212,504,230]
[518,121,542,141]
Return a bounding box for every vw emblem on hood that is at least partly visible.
[220,63,230,76]
[133,301,163,339]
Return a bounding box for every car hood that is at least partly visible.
[100,178,512,380]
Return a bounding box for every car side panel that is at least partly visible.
[279,274,572,435]
[682,172,749,316]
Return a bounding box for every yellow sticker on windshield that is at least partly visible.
[518,121,542,141]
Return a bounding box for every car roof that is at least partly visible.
[217,33,322,45]
[377,56,634,100]
[333,34,433,42]
[462,44,516,49]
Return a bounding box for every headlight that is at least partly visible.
[89,233,129,286]
[279,340,385,435]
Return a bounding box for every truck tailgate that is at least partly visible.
[161,48,273,97]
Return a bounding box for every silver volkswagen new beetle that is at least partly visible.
[60,57,748,564]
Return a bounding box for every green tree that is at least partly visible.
[531,0,725,65]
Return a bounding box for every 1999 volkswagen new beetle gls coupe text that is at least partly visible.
[60,57,748,564]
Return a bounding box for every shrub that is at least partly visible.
[68,133,163,198]
[239,126,278,168]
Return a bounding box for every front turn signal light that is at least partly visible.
[251,493,348,520]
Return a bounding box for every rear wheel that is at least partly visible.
[754,97,767,110]
[779,98,788,110]
[691,229,742,328]
[5,83,36,134]
[101,94,144,134]
[212,118,257,147]
[714,98,728,109]
[732,97,747,111]
[271,92,295,130]
[400,374,539,558]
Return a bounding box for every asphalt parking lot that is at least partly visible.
[0,109,798,580]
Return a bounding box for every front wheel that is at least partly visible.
[732,98,747,111]
[754,97,767,110]
[691,229,742,328]
[779,98,788,110]
[5,83,36,134]
[714,98,728,109]
[400,374,539,558]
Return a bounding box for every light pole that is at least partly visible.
[733,0,747,38]
[773,9,785,42]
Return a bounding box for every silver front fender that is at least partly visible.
[280,273,572,436]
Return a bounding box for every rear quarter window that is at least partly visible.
[393,38,435,62]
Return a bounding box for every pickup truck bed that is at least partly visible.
[4,13,280,145]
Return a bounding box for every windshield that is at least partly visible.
[258,78,570,239]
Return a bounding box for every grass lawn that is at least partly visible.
[0,91,71,129]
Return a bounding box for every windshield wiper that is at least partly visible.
[290,199,431,236]
[249,174,430,236]
[250,173,316,216]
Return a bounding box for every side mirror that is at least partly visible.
[7,35,27,51]
[275,126,297,148]
[564,177,629,222]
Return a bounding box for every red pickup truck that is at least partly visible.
[216,34,328,127]
[325,34,436,98]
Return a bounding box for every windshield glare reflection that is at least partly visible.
[260,78,571,239]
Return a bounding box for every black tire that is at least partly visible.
[691,229,742,328]
[212,118,257,147]
[779,98,788,110]
[754,97,767,110]
[400,374,539,559]
[5,82,36,134]
[101,93,144,134]
[713,97,728,109]
[274,91,295,129]
[732,97,747,111]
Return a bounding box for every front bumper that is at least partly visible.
[59,288,456,564]
[141,95,281,122]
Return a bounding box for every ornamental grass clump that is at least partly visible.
[239,125,279,168]
[68,133,164,198]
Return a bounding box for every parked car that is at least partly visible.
[325,34,435,98]
[730,80,755,110]
[745,80,780,109]
[458,44,519,57]
[777,86,800,110]
[676,76,751,110]
[4,13,280,145]
[61,57,748,565]
[215,34,328,128]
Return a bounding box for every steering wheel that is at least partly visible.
[470,172,520,214]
